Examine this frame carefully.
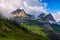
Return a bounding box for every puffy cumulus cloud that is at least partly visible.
[23,0,48,16]
[52,11,60,22]
[0,0,23,11]
[0,0,48,18]
[0,0,21,17]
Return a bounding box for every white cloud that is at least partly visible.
[52,11,60,22]
[43,3,48,7]
[0,0,48,17]
[23,0,48,16]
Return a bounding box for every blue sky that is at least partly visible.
[41,0,60,13]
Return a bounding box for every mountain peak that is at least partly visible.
[43,13,56,23]
[11,8,24,14]
[38,13,48,20]
[11,8,27,17]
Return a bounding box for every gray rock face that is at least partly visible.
[43,14,56,23]
[11,9,35,23]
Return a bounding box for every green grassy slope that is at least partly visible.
[21,20,48,38]
[0,17,48,40]
[21,20,60,40]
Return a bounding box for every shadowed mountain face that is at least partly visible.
[38,13,56,24]
[42,14,56,23]
[38,13,47,19]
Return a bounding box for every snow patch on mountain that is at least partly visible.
[52,12,60,22]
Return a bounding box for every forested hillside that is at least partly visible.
[0,15,47,40]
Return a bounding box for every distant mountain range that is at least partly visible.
[0,8,60,40]
[10,8,59,25]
